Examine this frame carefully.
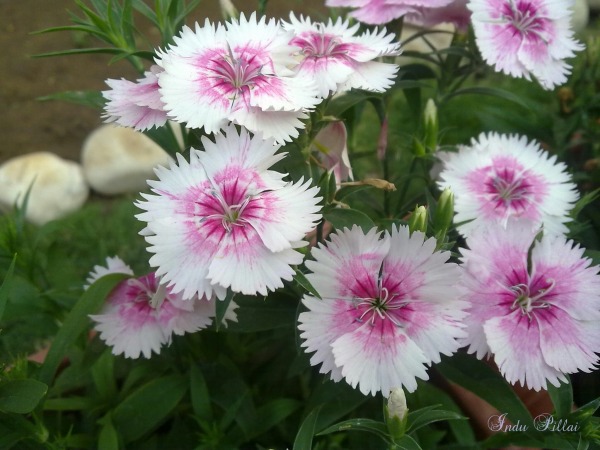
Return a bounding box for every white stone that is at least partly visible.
[0,152,89,225]
[572,0,589,32]
[81,125,172,196]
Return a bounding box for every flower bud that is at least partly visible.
[385,387,408,439]
[423,98,438,152]
[219,0,238,20]
[433,188,454,234]
[408,205,428,234]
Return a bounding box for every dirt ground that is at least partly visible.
[0,0,327,164]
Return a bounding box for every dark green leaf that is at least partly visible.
[215,289,235,332]
[395,435,423,450]
[437,353,532,425]
[43,397,91,411]
[112,375,187,442]
[226,294,297,333]
[38,273,128,386]
[98,414,120,450]
[317,418,392,444]
[0,254,16,322]
[549,378,574,418]
[248,398,301,439]
[293,405,323,450]
[324,208,376,233]
[406,406,466,433]
[294,269,321,299]
[442,86,532,110]
[0,379,48,414]
[326,91,379,117]
[190,363,212,422]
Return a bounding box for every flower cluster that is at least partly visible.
[103,12,399,143]
[86,257,237,359]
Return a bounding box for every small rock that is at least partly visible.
[572,0,589,32]
[81,125,172,196]
[0,152,89,225]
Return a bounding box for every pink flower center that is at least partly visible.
[291,31,349,59]
[508,277,555,320]
[207,46,265,102]
[502,0,546,41]
[484,167,533,213]
[126,274,167,308]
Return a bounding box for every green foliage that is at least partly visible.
[5,2,600,449]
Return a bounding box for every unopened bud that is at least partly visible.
[423,99,438,152]
[407,205,428,234]
[385,387,408,439]
[219,0,238,20]
[434,188,454,234]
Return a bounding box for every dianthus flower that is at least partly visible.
[468,0,583,89]
[156,13,320,143]
[102,65,168,131]
[87,257,235,359]
[298,225,467,396]
[136,125,322,300]
[438,132,578,236]
[460,222,600,391]
[283,14,400,97]
[326,0,454,25]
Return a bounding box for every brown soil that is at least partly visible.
[0,0,327,164]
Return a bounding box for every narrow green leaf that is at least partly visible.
[0,254,16,322]
[437,353,532,424]
[248,399,301,439]
[0,412,39,448]
[0,379,48,414]
[98,414,120,450]
[92,350,117,400]
[190,363,212,422]
[406,406,465,433]
[293,405,323,450]
[38,273,128,386]
[112,375,187,442]
[326,91,379,117]
[317,418,392,444]
[226,294,297,333]
[443,86,531,110]
[395,435,423,450]
[215,289,235,332]
[44,397,90,411]
[324,208,376,233]
[37,90,105,109]
[294,269,321,299]
[31,47,124,58]
[548,378,574,418]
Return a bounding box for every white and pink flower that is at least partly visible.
[298,225,467,396]
[86,257,234,359]
[284,14,400,97]
[103,65,169,131]
[326,0,454,25]
[136,125,322,300]
[156,13,321,143]
[468,0,583,89]
[460,222,600,391]
[438,132,578,236]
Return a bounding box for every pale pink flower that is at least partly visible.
[298,225,467,396]
[136,125,322,300]
[438,132,578,236]
[460,222,600,391]
[468,0,584,89]
[312,122,354,185]
[156,13,320,143]
[326,0,454,25]
[284,14,400,97]
[87,257,233,359]
[103,65,169,131]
